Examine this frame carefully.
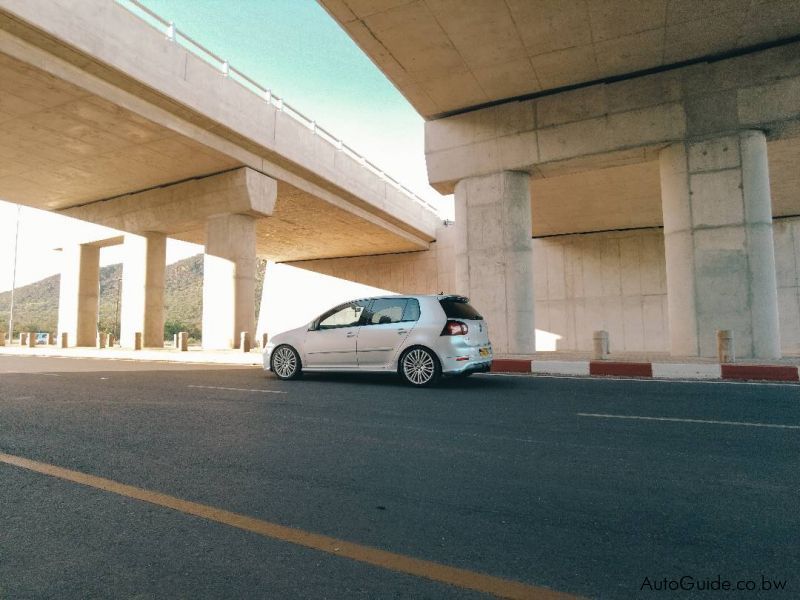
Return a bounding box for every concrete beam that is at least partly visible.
[425,43,800,193]
[60,168,277,237]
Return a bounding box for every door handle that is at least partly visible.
[346,331,356,338]
[397,329,408,335]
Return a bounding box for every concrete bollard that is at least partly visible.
[26,332,35,348]
[107,334,115,348]
[96,332,107,349]
[240,331,251,353]
[19,332,26,346]
[592,330,609,360]
[178,331,188,352]
[173,333,178,349]
[59,332,68,348]
[0,330,5,347]
[134,332,142,350]
[261,332,268,349]
[44,333,52,345]
[717,329,734,363]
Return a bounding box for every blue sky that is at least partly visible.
[138,0,429,187]
[0,0,448,291]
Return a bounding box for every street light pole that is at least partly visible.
[8,204,20,342]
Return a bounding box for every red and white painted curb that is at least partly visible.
[490,358,800,382]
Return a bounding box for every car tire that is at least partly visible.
[270,344,302,380]
[398,346,441,387]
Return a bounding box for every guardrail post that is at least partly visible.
[96,332,107,349]
[240,332,251,353]
[134,332,142,351]
[717,330,734,363]
[59,332,68,348]
[178,331,188,352]
[27,332,35,348]
[592,330,609,360]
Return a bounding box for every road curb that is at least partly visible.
[492,358,800,382]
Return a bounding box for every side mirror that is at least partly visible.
[307,321,316,331]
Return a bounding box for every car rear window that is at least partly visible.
[439,297,483,320]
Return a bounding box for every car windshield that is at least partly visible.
[439,297,483,320]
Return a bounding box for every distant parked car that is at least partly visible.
[35,333,49,345]
[263,295,493,386]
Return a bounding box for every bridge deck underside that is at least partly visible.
[2,46,798,255]
[0,50,425,261]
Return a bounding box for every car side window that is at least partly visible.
[317,302,366,329]
[402,299,420,322]
[365,298,420,325]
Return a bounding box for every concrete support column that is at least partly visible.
[57,244,100,347]
[202,214,256,349]
[120,233,167,348]
[659,130,780,359]
[454,171,535,354]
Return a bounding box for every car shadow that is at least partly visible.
[270,370,509,389]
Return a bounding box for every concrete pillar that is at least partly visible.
[120,233,166,349]
[202,214,257,350]
[58,244,100,347]
[659,130,781,359]
[454,171,535,355]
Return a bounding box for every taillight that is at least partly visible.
[441,320,468,336]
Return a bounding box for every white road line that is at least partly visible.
[187,384,286,394]
[577,412,800,429]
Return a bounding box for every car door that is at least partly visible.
[356,298,418,368]
[303,301,368,368]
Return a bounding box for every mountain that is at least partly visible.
[0,255,267,340]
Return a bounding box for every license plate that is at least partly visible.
[479,347,490,357]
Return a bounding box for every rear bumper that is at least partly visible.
[444,360,492,375]
[438,339,493,374]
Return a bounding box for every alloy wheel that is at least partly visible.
[402,348,436,385]
[272,346,299,379]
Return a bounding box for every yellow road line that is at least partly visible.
[0,452,580,600]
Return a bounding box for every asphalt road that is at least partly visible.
[1,355,798,599]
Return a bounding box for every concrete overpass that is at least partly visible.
[319,0,800,359]
[0,0,441,349]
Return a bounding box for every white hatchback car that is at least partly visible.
[263,295,493,386]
